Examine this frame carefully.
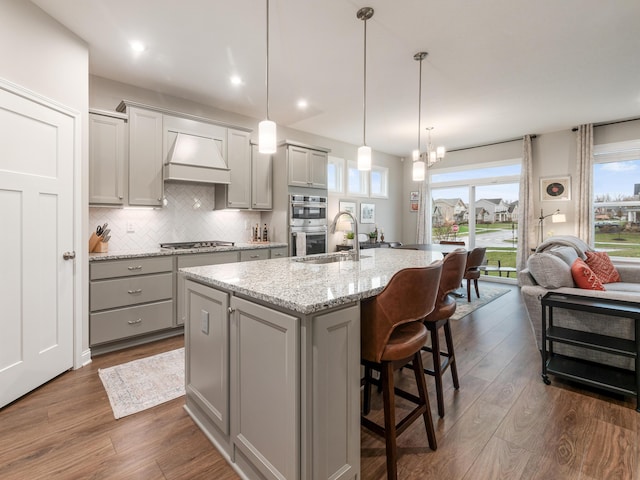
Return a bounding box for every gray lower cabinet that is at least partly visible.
[183,279,360,480]
[240,248,269,262]
[89,256,174,348]
[185,280,230,435]
[270,247,288,259]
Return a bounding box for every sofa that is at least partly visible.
[519,235,640,369]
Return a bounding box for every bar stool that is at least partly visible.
[422,249,467,418]
[463,247,487,302]
[361,262,442,480]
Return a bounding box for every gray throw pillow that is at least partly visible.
[547,246,579,267]
[527,252,575,289]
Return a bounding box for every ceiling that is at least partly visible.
[31,0,640,157]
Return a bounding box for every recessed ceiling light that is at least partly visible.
[297,99,308,109]
[230,75,243,86]
[130,41,146,53]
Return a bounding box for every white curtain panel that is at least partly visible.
[415,177,429,243]
[517,135,535,273]
[575,124,594,244]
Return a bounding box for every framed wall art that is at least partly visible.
[410,191,419,211]
[339,200,357,219]
[360,203,375,224]
[540,176,571,201]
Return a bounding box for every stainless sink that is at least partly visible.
[294,253,370,264]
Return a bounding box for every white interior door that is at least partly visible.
[0,84,75,408]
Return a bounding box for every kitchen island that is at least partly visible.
[180,248,444,480]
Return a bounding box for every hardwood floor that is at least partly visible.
[1,283,637,479]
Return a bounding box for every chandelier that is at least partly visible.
[411,51,445,181]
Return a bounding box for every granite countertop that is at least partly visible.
[88,242,288,261]
[181,248,444,314]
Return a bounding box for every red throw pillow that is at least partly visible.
[571,258,606,291]
[585,251,621,284]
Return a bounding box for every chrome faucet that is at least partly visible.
[329,210,360,261]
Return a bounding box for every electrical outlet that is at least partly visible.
[126,221,135,233]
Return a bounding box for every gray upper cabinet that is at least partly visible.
[128,106,164,207]
[287,144,328,188]
[251,144,273,210]
[89,111,127,206]
[215,136,272,210]
[225,129,251,208]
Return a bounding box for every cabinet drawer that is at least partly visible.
[90,300,174,345]
[90,272,173,311]
[240,249,269,262]
[270,247,288,259]
[90,256,173,280]
[177,251,239,268]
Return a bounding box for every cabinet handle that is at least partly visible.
[127,265,143,271]
[228,307,235,314]
[273,253,282,257]
[118,195,123,200]
[127,289,143,294]
[250,255,260,259]
[128,318,142,325]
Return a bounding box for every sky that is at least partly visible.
[593,160,640,199]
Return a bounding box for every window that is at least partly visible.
[370,166,388,198]
[429,160,521,279]
[327,155,344,193]
[593,140,640,259]
[347,160,369,197]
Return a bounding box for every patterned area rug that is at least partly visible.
[450,285,510,320]
[98,348,185,419]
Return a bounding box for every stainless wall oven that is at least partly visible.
[289,194,327,227]
[290,226,328,257]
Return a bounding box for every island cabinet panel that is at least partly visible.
[184,280,230,436]
[230,296,300,480]
[311,305,361,480]
[176,251,240,326]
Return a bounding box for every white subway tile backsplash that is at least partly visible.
[89,183,262,250]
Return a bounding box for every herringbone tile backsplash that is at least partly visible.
[89,183,263,251]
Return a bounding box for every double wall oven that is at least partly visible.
[289,194,327,256]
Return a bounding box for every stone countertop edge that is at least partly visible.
[88,242,288,262]
[180,249,445,315]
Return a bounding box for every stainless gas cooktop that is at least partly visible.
[159,240,235,250]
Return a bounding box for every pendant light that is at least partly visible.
[357,7,374,171]
[258,0,276,154]
[412,52,428,182]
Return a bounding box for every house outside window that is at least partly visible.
[429,161,521,278]
[593,140,640,259]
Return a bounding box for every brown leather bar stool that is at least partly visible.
[361,263,442,480]
[463,247,487,302]
[422,249,467,418]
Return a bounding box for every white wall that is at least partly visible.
[1,0,89,360]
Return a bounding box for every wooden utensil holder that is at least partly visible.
[89,232,100,252]
[93,241,109,253]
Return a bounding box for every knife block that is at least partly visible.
[93,241,109,253]
[89,232,100,252]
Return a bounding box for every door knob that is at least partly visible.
[63,251,76,260]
